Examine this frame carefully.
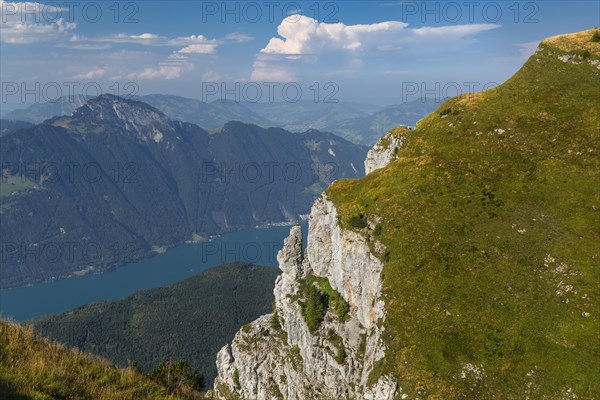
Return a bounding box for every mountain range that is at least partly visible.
[2,26,597,400]
[3,95,438,145]
[0,94,367,288]
[244,98,441,144]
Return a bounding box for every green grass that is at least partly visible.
[0,320,196,399]
[327,29,599,399]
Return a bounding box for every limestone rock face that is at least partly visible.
[276,225,305,280]
[213,195,396,400]
[364,127,409,175]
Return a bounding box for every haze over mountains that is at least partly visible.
[2,95,88,125]
[2,94,439,145]
[0,94,367,288]
[0,119,33,137]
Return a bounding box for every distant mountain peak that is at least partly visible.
[54,94,175,143]
[84,94,167,118]
[218,120,260,133]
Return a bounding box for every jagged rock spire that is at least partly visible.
[276,225,304,279]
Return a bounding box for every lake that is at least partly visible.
[0,222,307,321]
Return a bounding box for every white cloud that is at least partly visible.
[70,32,219,56]
[127,33,160,40]
[172,35,218,54]
[261,16,409,54]
[162,53,189,66]
[71,32,164,45]
[411,24,501,38]
[168,34,216,46]
[74,68,106,79]
[67,43,112,51]
[251,54,296,81]
[121,49,197,80]
[260,16,499,55]
[225,32,255,43]
[253,16,501,81]
[130,66,184,80]
[0,1,221,63]
[0,1,76,44]
[177,43,217,54]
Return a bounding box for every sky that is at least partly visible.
[0,0,598,108]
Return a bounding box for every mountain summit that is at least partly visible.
[50,94,177,143]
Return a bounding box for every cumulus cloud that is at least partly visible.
[0,1,76,44]
[171,35,217,54]
[261,16,499,55]
[177,43,217,54]
[252,16,501,80]
[262,17,408,54]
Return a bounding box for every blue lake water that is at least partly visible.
[0,222,307,321]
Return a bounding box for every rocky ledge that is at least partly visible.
[213,195,396,399]
[364,126,410,174]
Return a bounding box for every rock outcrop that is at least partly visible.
[364,126,410,174]
[213,195,396,399]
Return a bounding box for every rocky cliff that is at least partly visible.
[213,195,397,399]
[364,126,410,174]
[214,29,600,399]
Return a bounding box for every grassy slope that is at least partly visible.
[31,263,278,385]
[327,29,599,399]
[0,321,181,400]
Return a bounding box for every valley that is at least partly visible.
[0,95,363,289]
[0,222,307,321]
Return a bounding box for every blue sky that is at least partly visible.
[1,0,598,107]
